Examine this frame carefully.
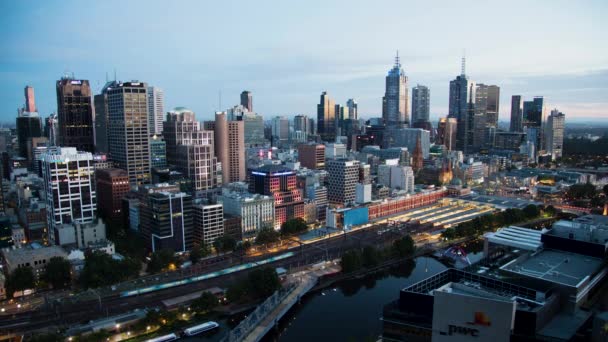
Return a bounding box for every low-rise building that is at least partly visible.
[2,244,68,280]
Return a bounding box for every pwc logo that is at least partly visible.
[440,312,490,337]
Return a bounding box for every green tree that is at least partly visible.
[80,251,140,288]
[147,249,178,273]
[280,218,308,236]
[361,245,380,268]
[393,235,416,257]
[190,243,202,264]
[142,309,177,327]
[255,227,280,246]
[544,205,557,217]
[248,267,281,298]
[27,333,63,342]
[191,291,218,314]
[6,266,35,298]
[43,257,72,289]
[340,250,362,273]
[441,228,457,240]
[213,236,237,254]
[603,184,608,196]
[523,204,541,219]
[226,281,249,303]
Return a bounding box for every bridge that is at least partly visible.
[221,263,339,342]
[555,205,592,215]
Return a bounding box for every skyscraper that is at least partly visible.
[16,112,42,159]
[412,85,430,123]
[317,91,336,141]
[271,116,290,144]
[150,135,167,169]
[45,113,58,147]
[41,147,96,244]
[176,131,219,192]
[240,90,253,112]
[293,114,311,137]
[412,137,424,172]
[211,112,245,183]
[56,78,95,153]
[473,84,500,149]
[346,99,358,121]
[298,143,325,170]
[24,85,36,112]
[96,168,130,228]
[105,81,151,186]
[147,86,164,135]
[510,95,523,132]
[382,52,409,127]
[523,96,545,152]
[163,107,199,165]
[436,117,457,151]
[94,82,111,153]
[326,159,360,206]
[448,58,475,152]
[545,109,565,160]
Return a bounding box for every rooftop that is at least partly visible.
[501,249,604,287]
[459,194,542,209]
[484,226,543,251]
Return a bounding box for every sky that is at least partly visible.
[1,0,607,124]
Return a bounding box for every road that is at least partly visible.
[0,220,418,336]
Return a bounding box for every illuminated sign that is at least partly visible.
[447,325,479,337]
[70,80,82,85]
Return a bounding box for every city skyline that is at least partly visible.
[1,1,607,123]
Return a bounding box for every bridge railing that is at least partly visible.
[220,282,299,342]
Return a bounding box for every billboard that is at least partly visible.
[344,207,369,227]
[432,287,516,342]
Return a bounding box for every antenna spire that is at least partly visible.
[461,49,466,76]
[395,50,401,68]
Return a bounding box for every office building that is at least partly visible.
[193,203,224,246]
[2,245,68,281]
[242,111,266,147]
[437,117,457,151]
[24,85,37,112]
[56,78,95,153]
[346,98,358,121]
[96,168,130,228]
[293,114,311,137]
[105,81,151,186]
[139,183,193,252]
[176,132,219,192]
[220,189,274,239]
[385,128,430,159]
[44,113,58,147]
[297,143,325,170]
[378,164,415,192]
[54,219,107,249]
[150,135,167,169]
[240,90,252,112]
[326,158,360,205]
[0,217,13,248]
[94,83,110,153]
[249,165,304,228]
[317,91,336,141]
[211,112,245,183]
[16,111,42,160]
[382,53,409,127]
[412,85,430,123]
[147,86,164,135]
[448,58,476,152]
[523,96,545,154]
[27,136,48,175]
[510,95,523,132]
[163,107,199,165]
[41,147,96,244]
[545,109,565,160]
[271,116,290,144]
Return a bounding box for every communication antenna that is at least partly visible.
[461,49,466,76]
[395,50,400,67]
[113,68,117,81]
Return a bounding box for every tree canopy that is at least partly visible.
[191,291,218,314]
[80,251,140,288]
[280,218,308,236]
[255,227,280,246]
[247,267,281,298]
[147,249,178,273]
[393,235,416,257]
[43,257,72,289]
[213,235,237,254]
[6,266,35,297]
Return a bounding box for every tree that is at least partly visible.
[226,281,249,303]
[191,291,218,314]
[80,251,140,288]
[6,266,35,298]
[190,243,202,264]
[142,309,177,327]
[147,249,178,273]
[603,184,608,196]
[340,250,362,273]
[280,218,308,236]
[255,228,280,246]
[43,257,72,289]
[361,246,380,268]
[248,267,281,298]
[544,205,557,217]
[441,228,456,240]
[393,235,416,257]
[523,204,541,219]
[213,236,237,254]
[234,240,252,255]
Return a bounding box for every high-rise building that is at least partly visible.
[147,86,164,135]
[510,95,523,132]
[249,165,304,229]
[176,131,219,192]
[226,105,266,146]
[385,128,430,159]
[298,143,325,170]
[24,85,37,112]
[271,116,290,144]
[240,90,253,112]
[41,147,96,244]
[545,109,565,160]
[436,117,457,151]
[56,78,95,153]
[193,203,224,246]
[96,168,130,228]
[523,96,545,152]
[105,81,151,186]
[163,107,198,165]
[150,135,167,169]
[94,83,111,153]
[317,91,336,141]
[16,112,42,160]
[486,85,500,127]
[211,112,245,183]
[27,136,48,175]
[473,84,500,150]
[448,58,476,152]
[346,99,358,121]
[412,85,430,123]
[294,114,311,139]
[139,183,193,252]
[412,137,424,172]
[326,158,360,205]
[44,113,58,147]
[383,52,409,127]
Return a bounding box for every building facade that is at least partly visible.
[96,168,130,228]
[327,159,360,205]
[56,78,95,153]
[412,84,430,123]
[193,203,224,246]
[147,86,164,135]
[297,143,325,170]
[220,190,274,239]
[317,91,336,141]
[383,53,409,127]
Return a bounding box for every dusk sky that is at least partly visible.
[1,0,607,124]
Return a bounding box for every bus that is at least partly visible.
[184,321,220,336]
[144,333,178,342]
